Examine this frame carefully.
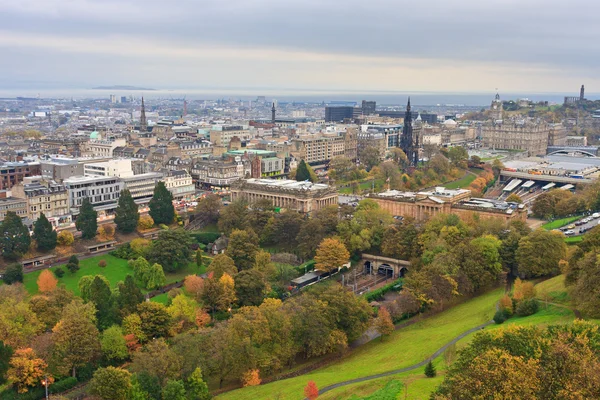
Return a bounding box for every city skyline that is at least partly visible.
[1,0,599,93]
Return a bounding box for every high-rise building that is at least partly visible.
[325,106,354,122]
[399,99,419,166]
[361,100,376,115]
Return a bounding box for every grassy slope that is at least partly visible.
[444,173,476,189]
[216,288,502,400]
[23,254,204,296]
[535,274,570,305]
[542,216,580,230]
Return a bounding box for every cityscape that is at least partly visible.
[1,1,600,400]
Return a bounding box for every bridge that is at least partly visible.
[500,170,593,184]
[361,254,410,279]
[547,146,599,157]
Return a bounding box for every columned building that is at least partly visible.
[230,179,338,213]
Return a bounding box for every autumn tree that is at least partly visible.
[76,197,98,239]
[186,367,210,400]
[359,146,381,170]
[0,296,43,348]
[195,194,221,223]
[101,325,128,363]
[218,273,237,311]
[516,229,567,278]
[136,301,172,339]
[168,294,198,333]
[207,253,237,279]
[149,181,175,225]
[114,189,140,233]
[130,338,182,386]
[376,307,394,339]
[217,199,248,235]
[184,274,204,301]
[88,366,132,400]
[37,269,58,293]
[137,215,154,230]
[52,299,101,378]
[304,380,319,400]
[314,238,350,273]
[0,211,31,260]
[7,348,48,393]
[234,269,268,306]
[241,369,261,387]
[33,213,57,251]
[56,230,74,246]
[253,250,277,279]
[506,193,523,204]
[245,198,276,237]
[226,228,260,271]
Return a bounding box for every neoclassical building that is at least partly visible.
[230,179,338,213]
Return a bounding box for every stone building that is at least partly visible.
[0,193,27,222]
[230,178,338,213]
[290,134,346,164]
[481,121,550,156]
[11,177,70,224]
[0,161,41,190]
[548,123,567,146]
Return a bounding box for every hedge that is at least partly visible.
[190,232,220,245]
[364,278,404,302]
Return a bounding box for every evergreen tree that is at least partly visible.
[89,275,116,329]
[76,197,98,239]
[0,340,13,384]
[67,254,80,273]
[33,213,57,251]
[186,367,210,400]
[114,189,140,233]
[196,248,203,268]
[2,263,23,284]
[149,182,174,225]
[0,211,31,260]
[295,160,314,182]
[425,360,436,377]
[117,275,145,318]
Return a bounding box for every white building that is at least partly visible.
[83,138,127,157]
[84,159,134,178]
[64,176,123,215]
[121,172,164,205]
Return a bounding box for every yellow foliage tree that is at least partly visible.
[499,294,513,316]
[97,224,115,241]
[376,307,395,339]
[37,269,58,293]
[184,275,204,300]
[8,348,51,393]
[217,273,237,312]
[314,238,350,273]
[56,230,74,247]
[241,369,261,387]
[137,215,154,231]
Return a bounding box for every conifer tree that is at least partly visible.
[114,189,140,233]
[149,182,175,225]
[425,360,436,377]
[33,213,57,251]
[295,160,314,182]
[76,197,98,239]
[0,211,31,260]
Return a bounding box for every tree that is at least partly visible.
[7,348,48,393]
[130,339,182,386]
[218,273,237,311]
[149,181,174,225]
[226,228,260,271]
[217,199,248,235]
[241,369,261,386]
[376,307,394,339]
[137,302,172,339]
[261,211,304,249]
[207,253,237,279]
[253,250,277,279]
[184,275,204,301]
[196,248,203,268]
[296,159,315,182]
[314,238,349,273]
[506,193,523,204]
[138,215,154,230]
[129,374,151,400]
[52,299,101,378]
[145,263,166,290]
[88,366,131,400]
[359,146,381,170]
[304,380,319,400]
[0,211,31,260]
[168,294,198,333]
[114,189,139,233]
[97,224,115,241]
[37,269,58,293]
[76,197,98,239]
[186,367,210,400]
[491,158,504,177]
[196,194,221,223]
[33,213,57,251]
[0,341,12,384]
[162,380,187,400]
[89,275,115,329]
[101,325,128,362]
[116,275,144,318]
[234,269,268,306]
[381,220,420,260]
[146,229,193,272]
[447,146,469,167]
[2,263,23,284]
[516,229,567,278]
[56,230,74,246]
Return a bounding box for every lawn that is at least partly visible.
[444,173,476,189]
[565,235,584,244]
[542,216,580,230]
[215,288,502,400]
[535,275,570,306]
[23,254,205,296]
[151,292,169,304]
[339,179,384,194]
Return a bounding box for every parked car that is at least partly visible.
[575,220,585,226]
[567,224,576,229]
[593,213,600,218]
[564,230,576,235]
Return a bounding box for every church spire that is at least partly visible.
[271,102,276,123]
[140,96,147,133]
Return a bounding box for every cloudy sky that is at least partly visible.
[0,0,598,94]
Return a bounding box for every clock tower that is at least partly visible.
[490,93,503,121]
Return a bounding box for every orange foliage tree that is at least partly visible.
[195,309,211,329]
[37,269,58,293]
[304,380,319,400]
[184,275,204,300]
[8,348,51,393]
[241,369,261,387]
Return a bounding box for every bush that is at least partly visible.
[190,232,220,245]
[364,278,404,302]
[69,255,79,265]
[493,310,507,324]
[97,224,115,240]
[98,260,107,268]
[516,298,539,317]
[110,243,138,260]
[159,224,169,230]
[49,377,78,393]
[54,267,65,278]
[130,238,150,255]
[138,215,154,230]
[56,230,74,246]
[2,263,23,284]
[67,262,80,274]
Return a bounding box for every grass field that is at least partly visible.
[564,235,584,244]
[444,173,476,189]
[338,179,384,195]
[23,254,204,296]
[216,288,502,400]
[542,216,580,230]
[151,292,169,304]
[535,275,570,305]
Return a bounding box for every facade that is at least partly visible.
[83,138,127,157]
[64,176,123,214]
[370,187,526,223]
[481,121,550,156]
[162,170,195,200]
[325,106,354,122]
[566,136,588,147]
[361,101,377,115]
[84,159,134,178]
[178,140,213,158]
[261,157,285,177]
[121,172,164,205]
[548,123,567,146]
[231,179,338,213]
[360,124,401,148]
[343,128,358,161]
[11,178,70,223]
[191,159,248,188]
[210,125,252,146]
[0,162,41,190]
[291,135,346,164]
[357,131,387,160]
[0,194,27,222]
[490,93,504,121]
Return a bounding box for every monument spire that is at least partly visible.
[140,96,147,133]
[271,102,276,123]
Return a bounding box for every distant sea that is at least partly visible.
[0,87,597,107]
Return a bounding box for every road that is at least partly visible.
[556,214,600,236]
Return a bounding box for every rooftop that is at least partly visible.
[242,178,330,191]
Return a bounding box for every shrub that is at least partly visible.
[493,310,507,324]
[54,267,65,278]
[2,263,23,284]
[98,260,107,268]
[56,230,74,246]
[111,243,137,260]
[49,377,78,393]
[190,232,220,245]
[516,298,539,317]
[67,262,80,274]
[130,238,150,255]
[499,294,513,316]
[69,255,79,265]
[138,215,155,230]
[364,278,404,302]
[97,224,115,240]
[159,224,169,230]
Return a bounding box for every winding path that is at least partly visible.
[310,319,493,397]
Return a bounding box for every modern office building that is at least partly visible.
[361,100,377,115]
[325,106,354,122]
[121,172,164,205]
[64,176,123,215]
[0,161,41,190]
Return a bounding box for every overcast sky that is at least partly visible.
[0,0,598,94]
